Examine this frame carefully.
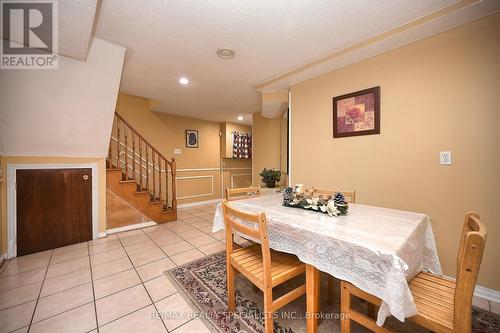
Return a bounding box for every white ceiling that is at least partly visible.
[93,0,492,124]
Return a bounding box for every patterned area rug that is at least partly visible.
[166,251,500,333]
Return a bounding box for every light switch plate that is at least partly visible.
[174,148,182,155]
[440,151,452,165]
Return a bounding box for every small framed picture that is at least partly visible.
[185,130,199,148]
[333,86,380,138]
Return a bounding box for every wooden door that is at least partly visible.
[16,168,92,256]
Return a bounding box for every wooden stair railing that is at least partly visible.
[107,112,177,213]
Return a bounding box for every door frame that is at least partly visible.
[7,163,99,258]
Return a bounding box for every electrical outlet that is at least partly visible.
[440,151,452,165]
[174,148,182,155]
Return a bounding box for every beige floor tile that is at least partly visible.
[99,305,166,333]
[198,242,225,255]
[181,217,205,225]
[33,283,94,323]
[170,249,205,266]
[117,229,144,238]
[119,234,150,247]
[472,295,490,310]
[1,257,50,277]
[176,230,205,240]
[155,293,198,331]
[143,226,173,238]
[41,267,91,297]
[10,327,29,333]
[185,234,217,247]
[30,302,96,333]
[92,257,133,281]
[172,319,210,333]
[8,250,52,265]
[91,248,127,266]
[170,225,197,234]
[0,300,36,333]
[50,246,89,264]
[160,241,194,256]
[94,269,141,299]
[0,267,45,292]
[46,256,89,279]
[211,230,225,240]
[88,234,118,246]
[162,221,186,229]
[129,248,166,267]
[95,284,151,326]
[0,282,42,310]
[194,225,213,233]
[144,276,177,302]
[188,220,211,228]
[52,242,87,254]
[136,258,176,282]
[152,234,184,247]
[490,300,499,314]
[89,240,122,255]
[124,240,158,256]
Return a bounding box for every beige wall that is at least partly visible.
[117,93,253,204]
[0,156,107,255]
[252,113,285,187]
[290,14,500,290]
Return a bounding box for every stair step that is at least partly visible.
[106,168,122,172]
[134,191,150,196]
[120,180,137,184]
[149,200,164,206]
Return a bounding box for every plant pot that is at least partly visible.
[265,182,276,188]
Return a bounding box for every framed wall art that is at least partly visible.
[185,130,199,148]
[333,86,380,138]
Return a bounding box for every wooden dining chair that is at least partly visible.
[225,185,261,201]
[222,200,306,333]
[340,211,487,333]
[312,187,356,305]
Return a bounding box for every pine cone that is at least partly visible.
[333,192,346,204]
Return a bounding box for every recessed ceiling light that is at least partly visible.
[237,116,244,121]
[217,48,235,59]
[178,77,189,85]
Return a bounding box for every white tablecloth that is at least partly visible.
[212,194,442,325]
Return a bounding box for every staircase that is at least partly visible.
[106,112,177,224]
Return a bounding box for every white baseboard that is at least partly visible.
[443,274,500,303]
[98,232,108,238]
[475,284,500,304]
[106,221,157,235]
[178,198,222,208]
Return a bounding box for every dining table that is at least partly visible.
[212,193,442,332]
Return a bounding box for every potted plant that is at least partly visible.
[259,168,281,188]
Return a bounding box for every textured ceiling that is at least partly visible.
[94,0,461,123]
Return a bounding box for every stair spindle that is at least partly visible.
[132,132,136,182]
[159,158,162,205]
[124,126,129,180]
[145,145,149,191]
[152,150,156,200]
[139,138,143,190]
[116,120,121,176]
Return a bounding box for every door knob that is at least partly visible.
[83,175,89,180]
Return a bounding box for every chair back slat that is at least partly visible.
[226,186,261,201]
[454,212,487,332]
[222,200,272,284]
[312,188,356,203]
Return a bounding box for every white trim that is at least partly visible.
[98,232,108,238]
[175,175,214,200]
[441,274,500,303]
[7,163,99,258]
[178,198,222,208]
[475,284,500,304]
[106,221,157,235]
[230,173,252,189]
